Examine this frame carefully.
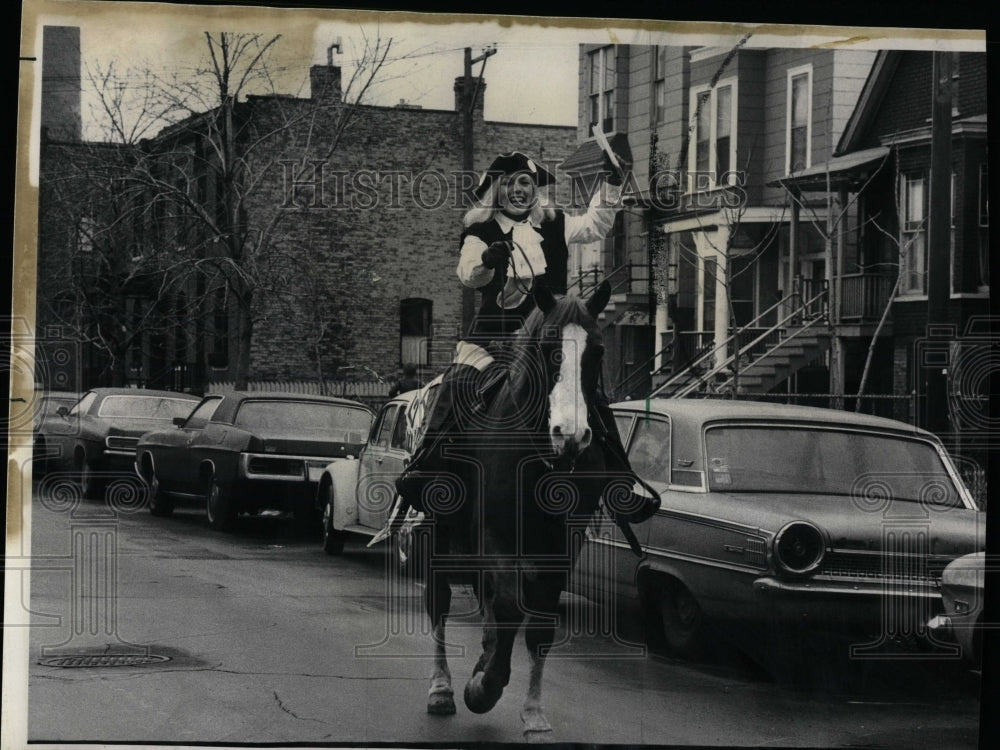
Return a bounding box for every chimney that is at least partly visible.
[310,64,342,105]
[41,26,82,141]
[311,38,342,104]
[454,76,486,114]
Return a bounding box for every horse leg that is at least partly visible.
[425,567,456,715]
[520,573,563,740]
[464,570,520,714]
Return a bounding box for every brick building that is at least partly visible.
[36,30,578,395]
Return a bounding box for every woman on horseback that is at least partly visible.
[396,150,658,522]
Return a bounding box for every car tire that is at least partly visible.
[657,581,706,660]
[79,460,104,500]
[205,475,236,531]
[322,489,347,556]
[148,472,174,517]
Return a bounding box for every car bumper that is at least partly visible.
[232,478,319,512]
[749,575,945,635]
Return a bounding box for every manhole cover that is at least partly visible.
[39,653,172,668]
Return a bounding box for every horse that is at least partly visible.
[416,279,622,740]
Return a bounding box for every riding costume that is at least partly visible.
[395,151,659,535]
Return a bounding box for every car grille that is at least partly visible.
[105,436,140,451]
[818,552,951,585]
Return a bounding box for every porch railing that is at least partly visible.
[839,273,894,322]
[650,282,829,399]
[567,263,651,298]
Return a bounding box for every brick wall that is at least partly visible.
[235,86,576,385]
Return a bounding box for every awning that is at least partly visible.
[767,146,891,191]
[559,133,633,175]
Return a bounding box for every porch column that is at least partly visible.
[655,297,669,372]
[789,192,800,318]
[707,226,730,371]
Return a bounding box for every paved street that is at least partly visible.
[20,483,983,747]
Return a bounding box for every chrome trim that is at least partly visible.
[753,575,941,598]
[773,521,826,575]
[237,452,343,482]
[104,448,138,457]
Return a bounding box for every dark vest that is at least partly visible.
[462,212,568,343]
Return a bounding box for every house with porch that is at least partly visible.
[566,43,987,433]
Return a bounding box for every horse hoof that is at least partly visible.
[427,688,456,716]
[463,672,502,714]
[521,709,553,741]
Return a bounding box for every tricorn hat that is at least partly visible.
[472,151,555,200]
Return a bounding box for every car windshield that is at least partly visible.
[97,395,196,420]
[704,425,962,506]
[234,400,373,439]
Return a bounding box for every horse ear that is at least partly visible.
[534,280,557,314]
[586,280,612,318]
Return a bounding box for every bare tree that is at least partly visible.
[44,31,394,390]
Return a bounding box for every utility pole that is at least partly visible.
[925,52,953,435]
[460,45,496,334]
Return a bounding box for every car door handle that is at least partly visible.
[375,457,384,464]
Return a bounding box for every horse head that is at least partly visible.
[530,280,610,460]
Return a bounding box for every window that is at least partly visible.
[687,79,736,190]
[400,298,431,366]
[211,286,229,368]
[175,292,188,361]
[371,404,399,448]
[98,396,198,420]
[183,397,224,430]
[390,405,409,450]
[627,416,670,485]
[652,46,666,124]
[900,173,927,295]
[235,400,372,436]
[588,46,616,134]
[704,425,960,506]
[607,213,627,269]
[701,256,717,333]
[69,391,97,417]
[786,66,812,174]
[76,216,96,254]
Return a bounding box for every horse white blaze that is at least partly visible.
[548,323,592,456]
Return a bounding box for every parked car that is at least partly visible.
[928,551,987,668]
[134,392,374,530]
[31,390,80,474]
[318,377,441,554]
[35,387,201,498]
[572,399,985,663]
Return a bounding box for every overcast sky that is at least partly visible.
[25,2,987,146]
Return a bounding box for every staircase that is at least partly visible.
[649,284,831,399]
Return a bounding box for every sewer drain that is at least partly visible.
[39,653,172,668]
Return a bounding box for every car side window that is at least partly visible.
[390,404,409,450]
[69,391,97,416]
[613,412,634,446]
[627,416,670,485]
[184,397,223,430]
[372,404,398,448]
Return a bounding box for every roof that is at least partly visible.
[85,387,200,399]
[219,391,372,408]
[837,50,902,154]
[612,398,935,438]
[767,146,891,191]
[559,133,633,175]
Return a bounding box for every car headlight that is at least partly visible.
[773,521,825,576]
